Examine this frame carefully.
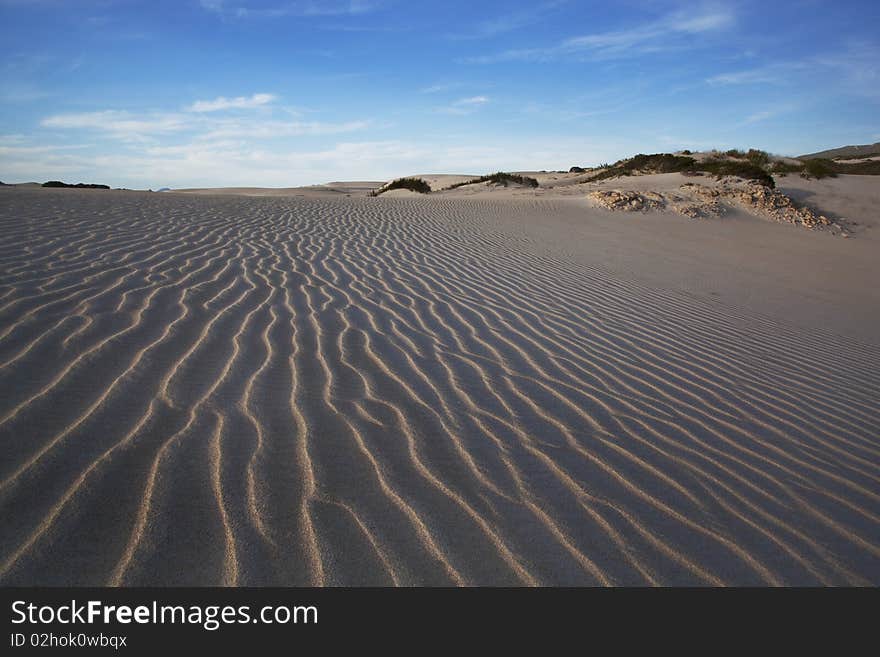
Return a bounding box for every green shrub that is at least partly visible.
[583,151,777,187]
[696,160,775,187]
[834,159,880,175]
[800,159,837,179]
[725,149,746,158]
[746,149,770,167]
[771,161,803,174]
[42,180,110,189]
[586,153,696,181]
[446,172,539,190]
[370,177,432,196]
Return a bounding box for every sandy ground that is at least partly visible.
[0,183,878,586]
[174,181,384,197]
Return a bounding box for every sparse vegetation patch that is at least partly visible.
[826,159,880,175]
[445,172,539,190]
[746,149,770,167]
[370,177,432,196]
[42,181,110,189]
[695,160,776,187]
[586,153,697,182]
[585,152,775,187]
[800,159,838,179]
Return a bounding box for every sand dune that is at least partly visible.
[0,187,878,586]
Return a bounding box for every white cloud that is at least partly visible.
[199,119,369,140]
[421,82,462,94]
[454,96,489,106]
[743,110,775,125]
[708,43,880,101]
[39,107,369,143]
[41,111,188,139]
[200,1,379,19]
[436,96,490,115]
[707,70,780,86]
[2,135,633,189]
[448,0,568,40]
[187,93,276,112]
[465,6,734,63]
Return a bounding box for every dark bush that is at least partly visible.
[834,159,880,175]
[569,166,586,173]
[42,181,110,189]
[696,160,775,187]
[771,161,803,174]
[584,151,775,186]
[586,153,696,181]
[725,149,746,158]
[446,172,539,190]
[800,159,837,179]
[370,177,432,196]
[746,149,770,167]
[681,149,692,155]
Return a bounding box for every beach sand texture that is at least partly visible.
[0,187,878,586]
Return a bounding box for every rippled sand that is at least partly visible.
[1,188,878,586]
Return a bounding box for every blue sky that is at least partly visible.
[1,0,878,188]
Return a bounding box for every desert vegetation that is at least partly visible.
[800,159,838,179]
[445,172,539,190]
[370,177,432,196]
[746,149,771,167]
[826,159,880,175]
[42,181,110,189]
[771,161,804,175]
[586,154,697,182]
[585,152,776,187]
[696,159,776,187]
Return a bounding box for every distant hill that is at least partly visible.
[798,142,880,160]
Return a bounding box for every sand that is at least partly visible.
[0,183,878,586]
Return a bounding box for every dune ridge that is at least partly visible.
[0,188,878,586]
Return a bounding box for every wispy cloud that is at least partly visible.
[39,99,369,143]
[0,84,52,103]
[813,42,880,99]
[708,42,880,99]
[199,119,369,140]
[740,104,797,126]
[707,60,811,86]
[464,5,735,63]
[421,82,463,94]
[41,111,188,140]
[436,96,490,115]
[449,0,568,40]
[707,69,783,86]
[455,96,489,106]
[200,0,380,19]
[187,93,276,112]
[1,135,632,188]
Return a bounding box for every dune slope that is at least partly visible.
[0,188,878,586]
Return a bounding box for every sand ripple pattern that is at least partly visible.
[1,190,878,586]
